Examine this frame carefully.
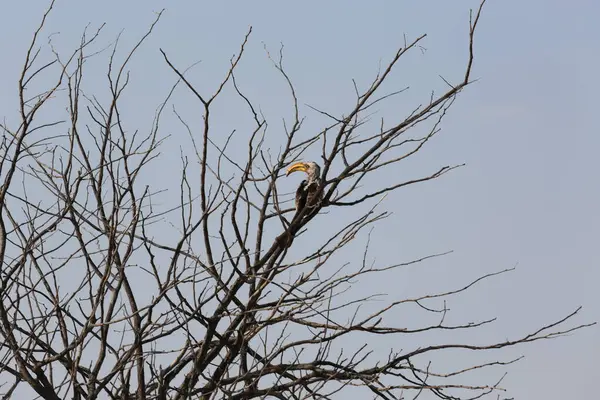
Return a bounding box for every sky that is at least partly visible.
[0,0,598,398]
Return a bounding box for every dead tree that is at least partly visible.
[0,1,593,399]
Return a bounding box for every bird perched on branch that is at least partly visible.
[286,161,323,221]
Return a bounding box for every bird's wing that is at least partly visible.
[295,180,308,211]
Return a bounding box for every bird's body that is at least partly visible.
[286,161,323,221]
[295,179,321,211]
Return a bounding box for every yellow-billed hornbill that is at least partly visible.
[286,161,323,220]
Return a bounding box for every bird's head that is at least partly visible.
[286,161,321,181]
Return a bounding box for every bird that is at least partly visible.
[286,161,323,221]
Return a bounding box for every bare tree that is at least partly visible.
[0,1,593,399]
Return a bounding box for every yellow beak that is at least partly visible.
[286,162,308,176]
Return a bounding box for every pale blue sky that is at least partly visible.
[0,1,598,398]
